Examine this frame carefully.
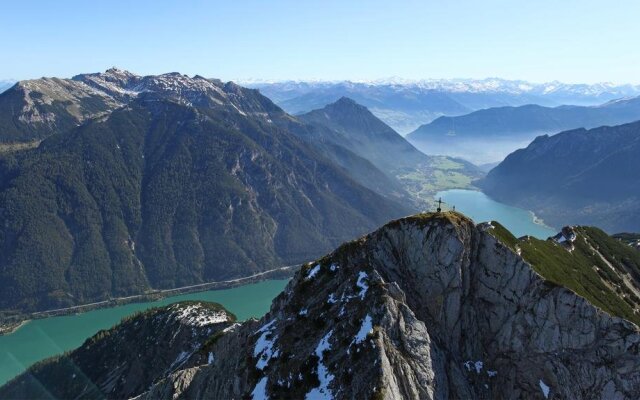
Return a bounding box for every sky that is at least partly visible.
[2,0,639,84]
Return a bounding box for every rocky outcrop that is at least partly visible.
[0,302,236,400]
[0,77,121,142]
[133,212,640,399]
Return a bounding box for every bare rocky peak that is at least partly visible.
[0,76,122,142]
[74,69,224,105]
[134,212,640,399]
[1,68,286,143]
[71,68,281,116]
[72,67,142,100]
[15,77,121,119]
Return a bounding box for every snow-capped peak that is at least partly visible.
[244,77,640,97]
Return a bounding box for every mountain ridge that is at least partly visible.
[299,96,430,172]
[478,120,640,233]
[408,96,640,140]
[4,212,640,399]
[248,78,640,135]
[0,68,287,144]
[297,97,484,207]
[406,96,640,163]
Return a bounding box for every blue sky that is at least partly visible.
[2,0,639,83]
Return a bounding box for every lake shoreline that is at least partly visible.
[529,211,555,232]
[0,279,292,386]
[0,320,30,337]
[435,189,557,239]
[437,188,556,233]
[0,265,299,337]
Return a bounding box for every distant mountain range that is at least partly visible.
[406,96,640,163]
[247,78,640,135]
[478,121,640,233]
[409,97,640,140]
[0,69,413,314]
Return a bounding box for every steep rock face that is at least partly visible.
[128,213,640,399]
[0,302,236,400]
[0,77,121,142]
[0,68,291,144]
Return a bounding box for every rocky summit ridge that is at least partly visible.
[0,68,283,143]
[3,212,640,399]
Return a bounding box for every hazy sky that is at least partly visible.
[2,0,639,83]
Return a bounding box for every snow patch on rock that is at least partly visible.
[539,379,550,398]
[356,272,369,299]
[254,320,279,370]
[251,376,269,400]
[306,330,335,400]
[352,314,373,347]
[172,303,228,327]
[306,264,321,280]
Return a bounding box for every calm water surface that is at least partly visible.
[0,279,288,385]
[436,189,556,239]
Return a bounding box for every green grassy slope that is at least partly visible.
[489,222,640,326]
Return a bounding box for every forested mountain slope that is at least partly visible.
[479,121,640,232]
[0,71,410,314]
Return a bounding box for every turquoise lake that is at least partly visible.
[436,189,557,239]
[0,279,289,386]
